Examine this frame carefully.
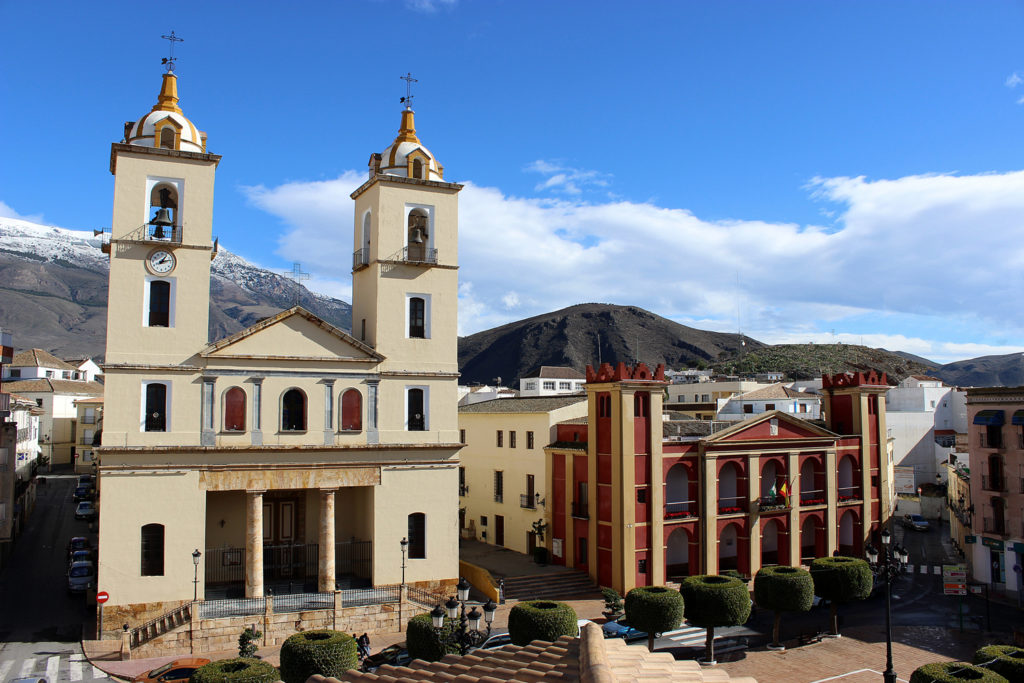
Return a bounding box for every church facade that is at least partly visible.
[97,70,461,631]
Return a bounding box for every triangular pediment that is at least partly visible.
[200,307,383,363]
[707,410,836,443]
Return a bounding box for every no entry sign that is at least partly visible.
[96,591,109,604]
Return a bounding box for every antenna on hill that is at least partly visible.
[400,72,418,109]
[282,262,310,306]
[160,31,183,73]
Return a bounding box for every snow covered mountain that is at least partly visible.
[0,216,351,359]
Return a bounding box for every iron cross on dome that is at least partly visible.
[161,31,183,72]
[400,72,418,109]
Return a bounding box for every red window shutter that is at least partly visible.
[224,387,245,431]
[341,390,362,431]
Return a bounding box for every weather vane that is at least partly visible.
[161,31,184,72]
[400,72,418,109]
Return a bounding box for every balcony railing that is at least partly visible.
[520,494,536,510]
[983,517,1006,535]
[459,484,468,497]
[353,248,369,269]
[755,495,789,512]
[571,502,589,519]
[982,475,1007,492]
[800,489,826,505]
[401,247,438,264]
[121,223,183,244]
[81,415,96,425]
[837,486,862,503]
[665,501,696,519]
[718,496,745,515]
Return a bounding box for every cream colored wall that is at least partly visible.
[206,491,245,548]
[336,486,373,541]
[97,469,206,607]
[377,376,459,445]
[212,318,373,360]
[100,372,201,447]
[106,151,216,365]
[459,403,587,554]
[372,465,458,585]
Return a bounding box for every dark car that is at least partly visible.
[78,475,95,487]
[74,486,94,502]
[75,501,96,520]
[360,645,410,672]
[68,549,94,568]
[478,632,512,650]
[902,514,929,531]
[67,536,92,558]
[601,617,648,642]
[67,561,96,593]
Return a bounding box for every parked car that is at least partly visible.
[73,486,94,502]
[67,536,92,558]
[902,513,929,531]
[360,644,410,672]
[78,474,95,487]
[478,631,512,650]
[601,617,648,642]
[67,561,96,593]
[575,619,595,635]
[68,549,94,568]
[132,658,211,683]
[75,501,96,520]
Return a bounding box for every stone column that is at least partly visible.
[246,490,265,598]
[319,489,337,592]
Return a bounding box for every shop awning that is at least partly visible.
[973,409,1005,426]
[1011,410,1024,426]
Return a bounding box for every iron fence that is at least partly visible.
[265,542,318,583]
[407,585,446,609]
[519,494,536,510]
[336,539,372,578]
[340,584,400,607]
[273,591,334,614]
[206,546,246,586]
[982,475,1007,492]
[199,596,266,619]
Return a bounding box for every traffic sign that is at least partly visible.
[943,584,966,596]
[943,564,967,580]
[96,591,109,604]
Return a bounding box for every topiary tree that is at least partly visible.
[809,556,872,636]
[624,586,684,652]
[602,588,624,618]
[679,575,751,664]
[975,645,1024,681]
[279,630,358,683]
[237,627,262,659]
[191,658,279,683]
[507,600,578,646]
[406,612,460,662]
[909,661,1008,683]
[753,566,814,649]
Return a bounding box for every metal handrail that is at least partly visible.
[982,475,1007,492]
[401,247,438,264]
[520,494,536,509]
[130,601,192,648]
[352,248,369,269]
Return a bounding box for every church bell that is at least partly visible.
[150,208,173,239]
[410,227,425,244]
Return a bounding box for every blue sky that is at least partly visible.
[3,0,1024,364]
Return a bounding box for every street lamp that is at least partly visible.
[865,529,908,683]
[431,577,497,655]
[192,548,201,601]
[400,537,409,587]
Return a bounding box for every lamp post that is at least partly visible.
[192,548,201,601]
[865,528,908,683]
[431,577,497,655]
[400,537,409,628]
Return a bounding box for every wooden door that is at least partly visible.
[495,515,505,546]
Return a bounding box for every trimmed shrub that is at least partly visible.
[406,613,460,662]
[237,627,262,659]
[679,575,751,628]
[808,556,872,604]
[508,600,578,646]
[975,645,1024,681]
[278,630,358,683]
[602,588,623,616]
[909,661,1008,683]
[754,566,814,647]
[624,586,684,651]
[191,658,278,683]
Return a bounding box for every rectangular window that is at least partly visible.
[799,403,808,413]
[8,369,20,378]
[525,381,537,391]
[509,431,517,448]
[408,513,426,559]
[743,404,754,414]
[578,537,588,565]
[543,381,555,390]
[460,428,466,443]
[407,386,427,431]
[406,293,431,338]
[526,473,535,500]
[765,403,775,411]
[701,394,710,402]
[141,523,165,576]
[459,466,466,495]
[146,278,173,327]
[527,431,534,449]
[496,430,503,447]
[143,382,169,432]
[559,381,572,390]
[494,470,504,503]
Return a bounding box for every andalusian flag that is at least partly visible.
[769,482,777,498]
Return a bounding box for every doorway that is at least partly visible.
[495,515,505,547]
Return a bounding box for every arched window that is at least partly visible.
[412,158,424,179]
[408,512,426,558]
[340,389,362,431]
[149,184,178,240]
[407,388,425,431]
[148,280,170,327]
[159,126,176,149]
[145,383,167,432]
[407,210,428,261]
[141,523,165,576]
[282,389,306,431]
[224,387,246,431]
[409,297,425,338]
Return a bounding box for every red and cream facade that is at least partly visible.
[546,362,894,594]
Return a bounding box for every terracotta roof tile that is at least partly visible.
[522,366,585,380]
[10,348,78,371]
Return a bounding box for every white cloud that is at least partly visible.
[243,169,1024,363]
[1017,95,1024,105]
[1006,72,1023,88]
[526,160,611,196]
[0,200,44,223]
[405,0,456,12]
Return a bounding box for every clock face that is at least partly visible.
[148,249,176,274]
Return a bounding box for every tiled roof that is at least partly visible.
[10,348,78,371]
[558,417,589,425]
[910,375,944,382]
[737,383,819,401]
[2,379,104,395]
[74,396,105,404]
[315,624,757,682]
[460,396,586,414]
[522,366,586,380]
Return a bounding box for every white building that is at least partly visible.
[885,375,967,487]
[666,380,769,405]
[0,378,103,467]
[458,384,517,406]
[3,349,88,381]
[8,394,42,479]
[717,383,822,422]
[66,357,104,383]
[519,366,585,396]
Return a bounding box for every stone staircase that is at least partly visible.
[500,570,602,602]
[129,601,192,649]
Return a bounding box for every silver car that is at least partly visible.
[67,560,96,593]
[902,513,929,531]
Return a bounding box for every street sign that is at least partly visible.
[96,591,109,604]
[943,564,968,580]
[969,585,983,594]
[944,584,967,596]
[982,537,1005,550]
[965,535,977,544]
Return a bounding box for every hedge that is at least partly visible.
[808,556,872,604]
[278,630,358,683]
[507,600,578,646]
[624,586,684,637]
[974,645,1024,681]
[753,566,814,614]
[191,658,279,683]
[406,612,460,662]
[909,661,1008,683]
[679,575,751,628]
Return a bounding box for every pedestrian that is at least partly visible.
[357,633,370,659]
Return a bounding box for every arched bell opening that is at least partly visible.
[149,183,179,241]
[407,208,429,261]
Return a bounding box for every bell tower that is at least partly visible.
[104,69,221,366]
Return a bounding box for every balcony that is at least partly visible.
[837,486,863,504]
[81,415,96,425]
[754,495,789,513]
[718,496,745,516]
[571,502,589,519]
[401,246,437,265]
[665,501,696,520]
[800,489,826,506]
[982,475,1007,492]
[458,484,468,497]
[120,223,183,244]
[983,517,1006,535]
[352,248,369,270]
[520,494,536,510]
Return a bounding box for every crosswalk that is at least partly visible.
[662,625,746,655]
[0,653,113,682]
[905,564,947,575]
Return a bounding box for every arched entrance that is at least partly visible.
[719,523,740,572]
[800,515,823,562]
[838,509,861,556]
[761,518,788,567]
[666,526,692,578]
